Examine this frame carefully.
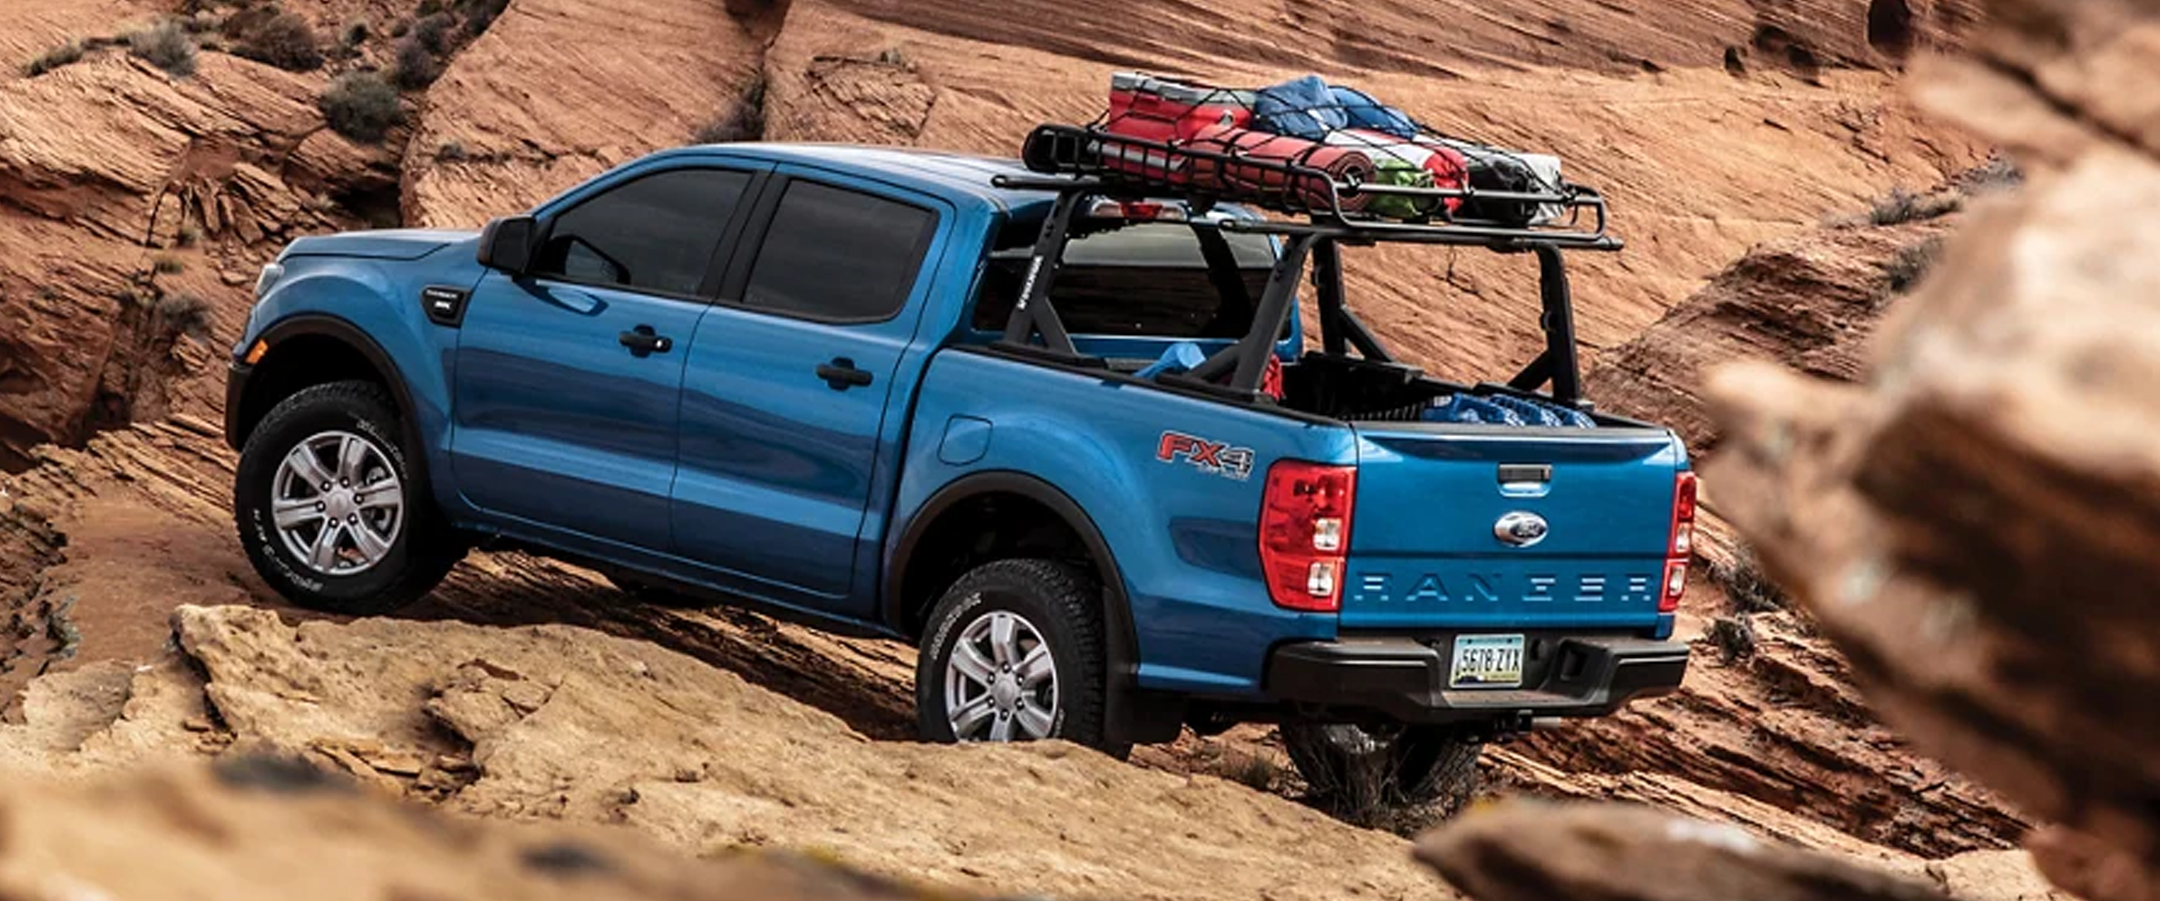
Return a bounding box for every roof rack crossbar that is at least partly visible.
[1219,218,1619,251]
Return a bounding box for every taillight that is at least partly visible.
[1260,460,1357,612]
[1661,472,1698,613]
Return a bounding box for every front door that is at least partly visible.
[452,165,759,551]
[672,174,945,610]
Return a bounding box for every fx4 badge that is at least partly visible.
[1157,431,1255,481]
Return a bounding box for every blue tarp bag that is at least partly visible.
[1487,394,1565,427]
[1329,86,1419,139]
[1422,395,1527,426]
[1135,341,1210,380]
[1253,75,1348,141]
[1487,393,1597,428]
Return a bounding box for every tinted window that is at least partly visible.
[973,223,1280,339]
[741,181,935,322]
[533,168,752,296]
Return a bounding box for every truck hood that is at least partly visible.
[281,229,477,261]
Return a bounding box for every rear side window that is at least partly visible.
[741,181,937,322]
[972,223,1279,338]
[532,168,752,296]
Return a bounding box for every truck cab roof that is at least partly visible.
[649,142,1059,214]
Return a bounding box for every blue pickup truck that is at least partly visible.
[224,132,1692,803]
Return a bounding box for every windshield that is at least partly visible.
[972,222,1280,339]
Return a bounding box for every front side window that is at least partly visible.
[532,168,752,296]
[741,181,936,322]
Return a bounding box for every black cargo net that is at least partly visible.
[1018,72,1599,234]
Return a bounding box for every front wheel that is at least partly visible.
[915,559,1124,755]
[234,381,461,615]
[1283,722,1484,826]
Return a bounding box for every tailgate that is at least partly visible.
[1342,422,1685,630]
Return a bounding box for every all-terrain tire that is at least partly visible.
[915,559,1128,757]
[234,380,462,615]
[1282,722,1484,826]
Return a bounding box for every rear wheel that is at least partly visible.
[234,381,462,615]
[915,559,1126,756]
[1283,722,1483,826]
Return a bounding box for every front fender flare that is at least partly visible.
[228,314,434,492]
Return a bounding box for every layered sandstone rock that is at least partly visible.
[1698,1,2160,899]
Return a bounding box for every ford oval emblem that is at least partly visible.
[1494,511,1549,548]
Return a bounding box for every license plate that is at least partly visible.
[1449,634,1525,689]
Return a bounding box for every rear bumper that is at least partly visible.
[1264,634,1688,724]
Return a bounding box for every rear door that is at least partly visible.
[1340,420,1685,631]
[451,164,763,550]
[670,170,946,613]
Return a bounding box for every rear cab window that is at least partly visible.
[971,220,1291,361]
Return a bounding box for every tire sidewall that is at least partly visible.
[235,389,419,606]
[916,570,1089,744]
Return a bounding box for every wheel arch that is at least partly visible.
[885,471,1140,684]
[229,315,429,485]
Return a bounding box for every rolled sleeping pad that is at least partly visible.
[1322,129,1467,215]
[1185,125,1376,213]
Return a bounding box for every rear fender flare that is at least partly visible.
[884,471,1140,686]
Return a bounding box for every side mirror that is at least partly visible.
[477,215,538,274]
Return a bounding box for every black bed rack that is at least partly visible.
[988,170,1596,411]
[1014,123,1624,252]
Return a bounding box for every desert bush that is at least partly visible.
[413,13,453,52]
[177,221,205,248]
[436,141,469,162]
[234,11,323,71]
[458,0,511,34]
[155,292,212,339]
[1957,153,2024,194]
[694,74,766,144]
[128,20,199,77]
[319,72,404,142]
[1869,186,1961,226]
[1213,750,1282,793]
[341,19,370,47]
[1705,614,1758,664]
[392,37,437,89]
[1285,724,1480,835]
[24,40,86,77]
[152,254,186,274]
[1707,545,1792,613]
[1883,236,1944,295]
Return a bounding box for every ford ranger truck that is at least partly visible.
[224,140,1691,807]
